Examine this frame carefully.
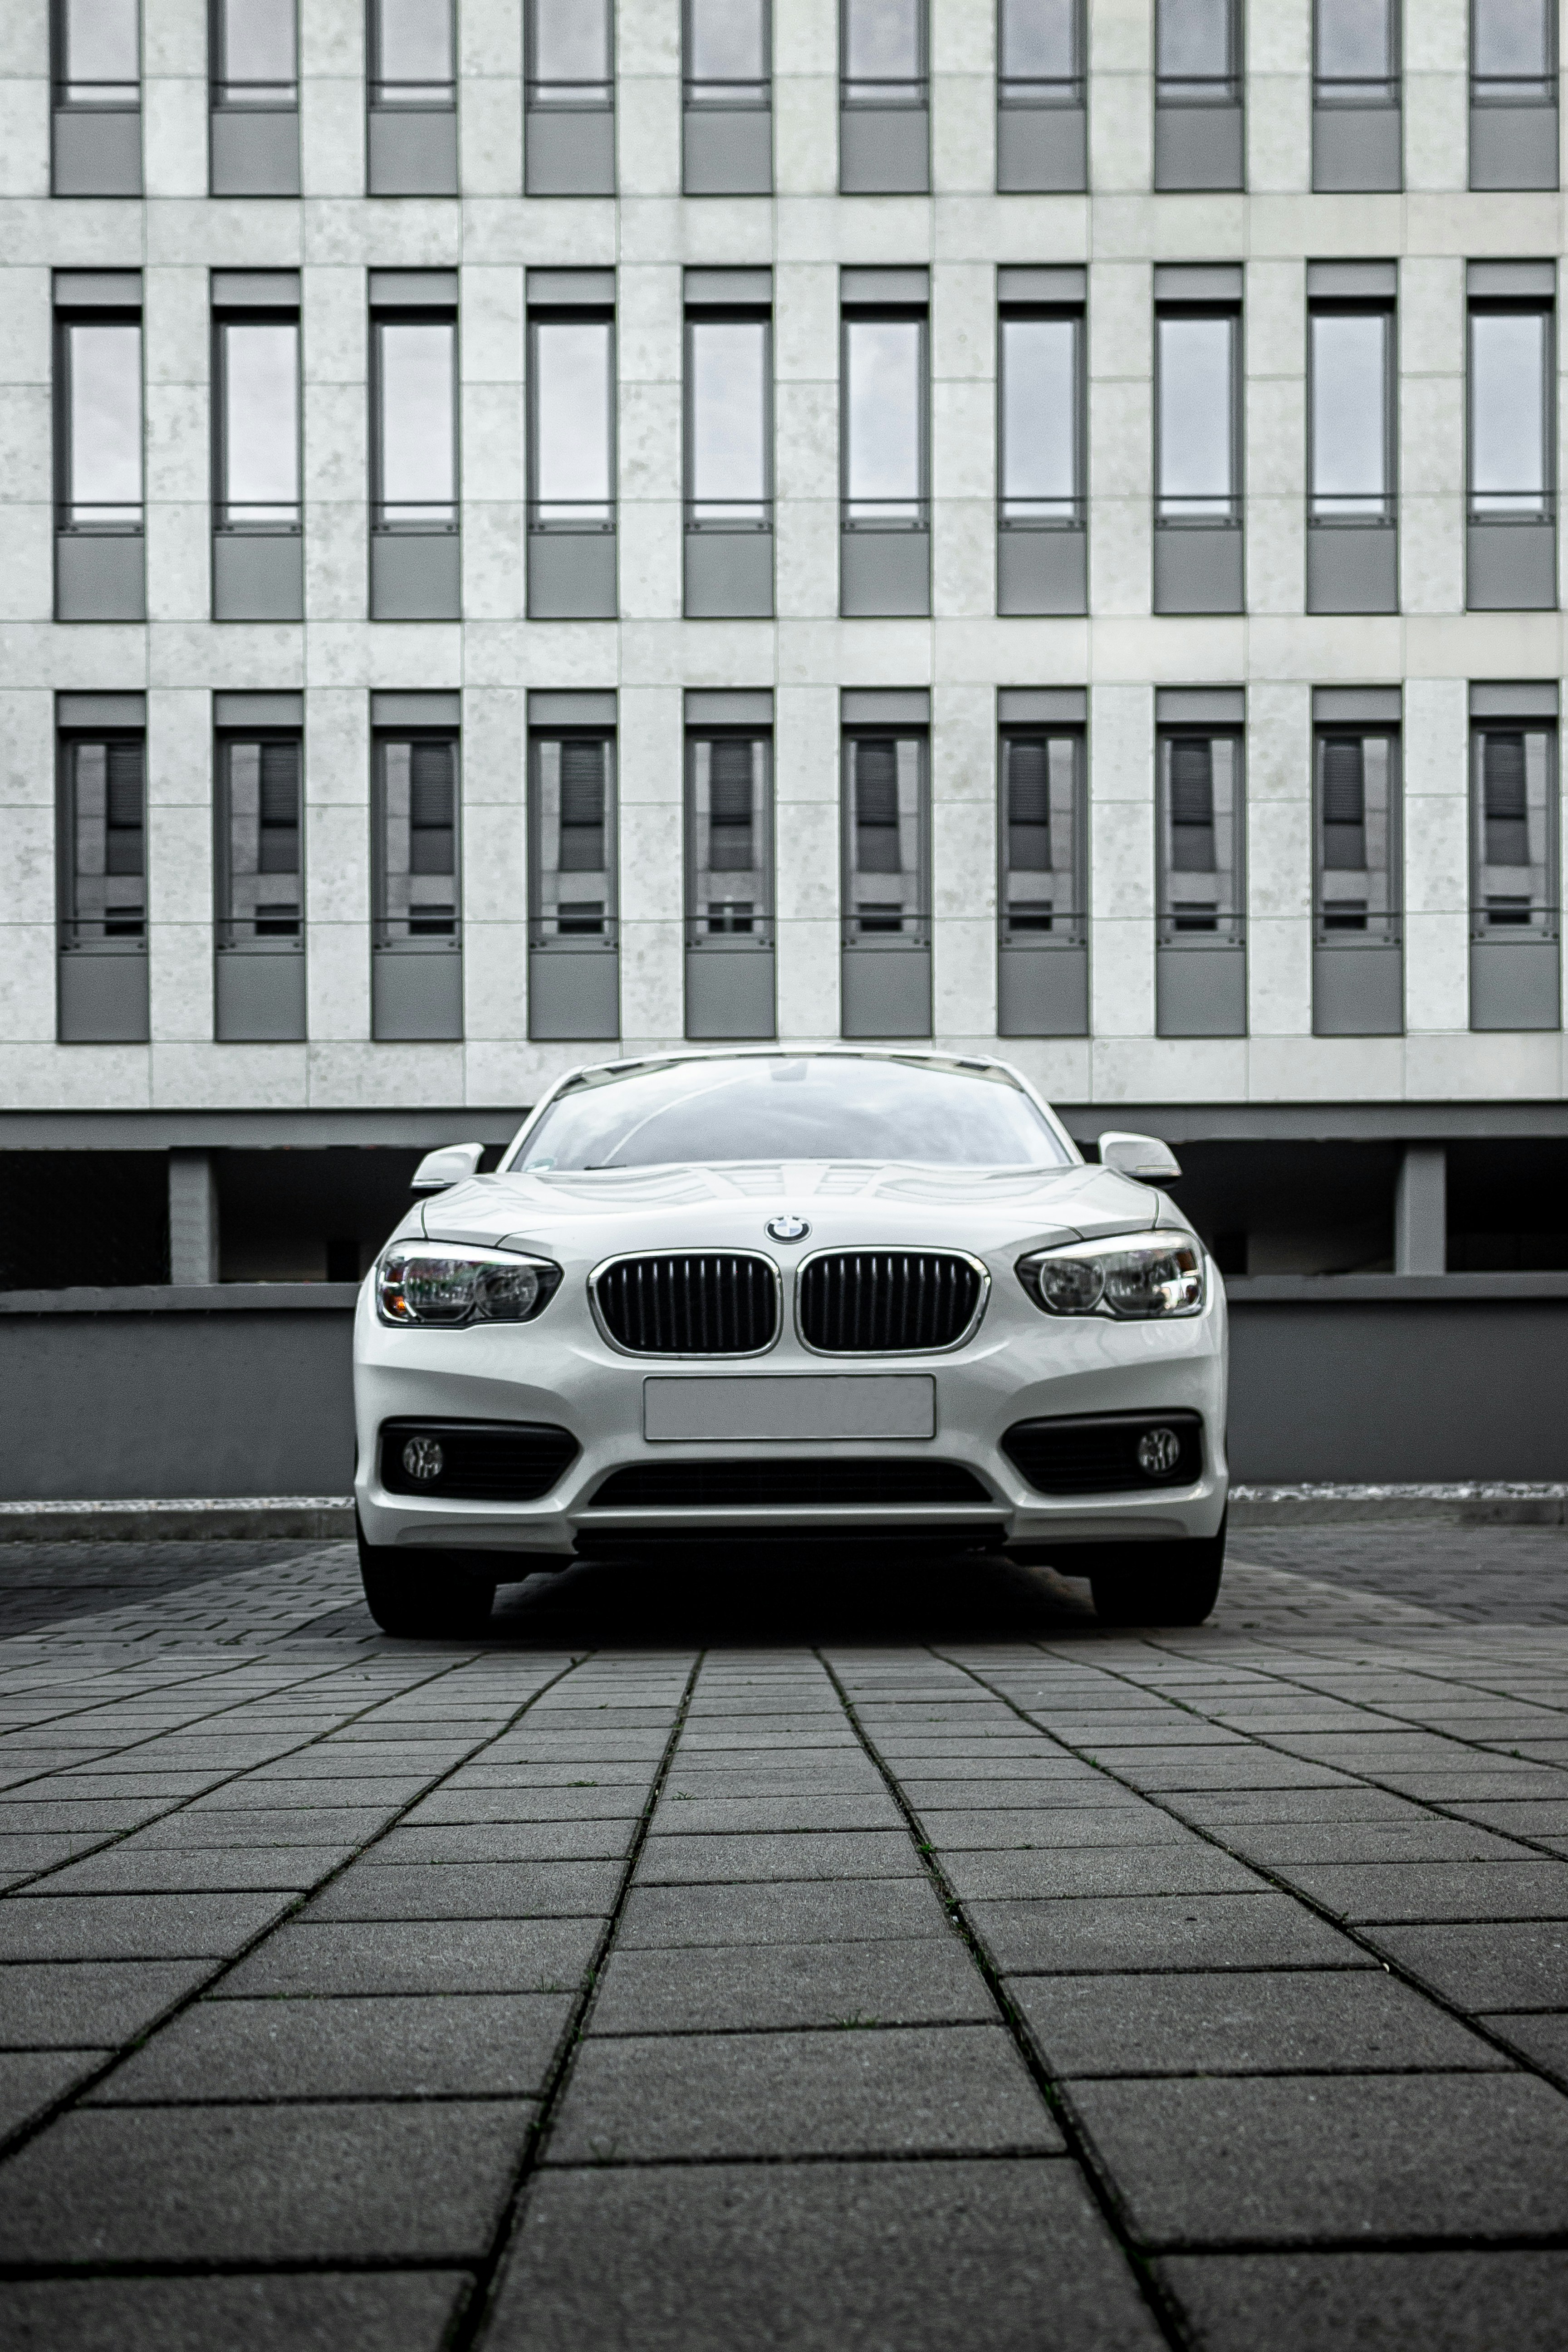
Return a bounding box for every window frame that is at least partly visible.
[839,300,930,533]
[997,0,1084,109]
[684,0,771,109]
[839,0,928,110]
[526,0,615,112]
[1469,719,1561,942]
[1470,0,1558,107]
[1154,301,1243,529]
[839,725,931,950]
[1467,296,1558,524]
[1155,0,1242,107]
[214,728,305,952]
[997,299,1084,532]
[1312,725,1402,949]
[997,724,1087,949]
[212,302,302,536]
[370,304,460,538]
[367,0,456,111]
[210,0,298,110]
[683,303,774,535]
[527,727,620,949]
[371,729,462,949]
[54,300,145,539]
[51,0,141,111]
[1313,0,1400,110]
[1308,298,1397,527]
[527,303,618,538]
[56,727,147,950]
[684,726,775,951]
[1155,726,1247,948]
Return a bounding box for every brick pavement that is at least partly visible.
[0,1533,1565,2347]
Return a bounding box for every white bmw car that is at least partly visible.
[353,1049,1229,1637]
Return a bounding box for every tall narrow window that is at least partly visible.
[527,0,616,194]
[368,0,457,194]
[998,270,1084,614]
[210,0,299,195]
[56,696,149,1044]
[54,275,144,623]
[372,707,462,1042]
[1155,695,1246,1038]
[685,0,771,192]
[528,273,617,620]
[998,0,1085,191]
[841,696,931,1039]
[1307,271,1397,614]
[215,698,306,1043]
[1154,0,1243,190]
[686,698,775,1039]
[52,0,141,195]
[1154,273,1243,615]
[840,0,929,193]
[1470,695,1560,1028]
[841,271,930,618]
[1467,272,1557,610]
[1471,0,1559,188]
[370,275,460,621]
[213,276,302,622]
[997,694,1088,1038]
[528,700,620,1042]
[1312,693,1402,1037]
[685,273,773,617]
[1313,0,1400,190]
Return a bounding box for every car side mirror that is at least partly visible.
[1097,1131,1182,1182]
[411,1142,485,1192]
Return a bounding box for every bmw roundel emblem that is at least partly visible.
[766,1214,810,1243]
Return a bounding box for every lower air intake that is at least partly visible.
[379,1419,578,1502]
[1002,1411,1204,1496]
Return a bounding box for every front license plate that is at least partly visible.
[643,1374,936,1444]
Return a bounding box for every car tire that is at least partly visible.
[357,1520,496,1639]
[1089,1520,1226,1628]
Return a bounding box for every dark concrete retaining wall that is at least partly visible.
[0,1274,1563,1501]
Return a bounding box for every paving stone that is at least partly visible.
[0,1892,296,1963]
[588,1937,994,2036]
[1009,1971,1511,2077]
[920,1807,1187,1850]
[1106,1758,1358,1792]
[1068,2074,1568,2245]
[488,2158,1162,2352]
[1445,1800,1568,1835]
[1157,2250,1568,2352]
[188,1778,434,1809]
[901,1777,1132,1810]
[138,1807,396,1846]
[404,1787,647,1824]
[32,1846,354,1895]
[1367,1922,1568,2010]
[0,2102,530,2263]
[88,1992,573,2102]
[617,1877,951,1949]
[0,2047,112,2140]
[1159,1793,1427,1830]
[216,1917,600,1998]
[1478,2012,1568,2073]
[546,2024,1056,2164]
[1213,1821,1529,1865]
[0,1958,215,2050]
[943,1846,1269,1902]
[299,1859,622,1921]
[970,1892,1369,1976]
[634,1830,917,1885]
[367,1821,637,1865]
[648,1794,904,1833]
[0,1800,172,1833]
[0,2274,468,2351]
[1274,1858,1568,1922]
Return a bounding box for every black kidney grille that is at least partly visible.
[380,1419,578,1502]
[798,1252,985,1353]
[1002,1412,1204,1497]
[591,1460,990,1509]
[594,1254,778,1354]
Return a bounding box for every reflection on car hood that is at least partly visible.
[415,1160,1176,1257]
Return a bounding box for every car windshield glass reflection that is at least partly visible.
[514,1055,1071,1170]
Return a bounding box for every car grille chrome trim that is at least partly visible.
[588,1459,991,1509]
[795,1249,990,1354]
[589,1251,781,1356]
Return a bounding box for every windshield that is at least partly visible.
[510,1056,1073,1172]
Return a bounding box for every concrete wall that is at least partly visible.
[1,1281,1562,1501]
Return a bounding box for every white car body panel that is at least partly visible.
[353,1053,1229,1566]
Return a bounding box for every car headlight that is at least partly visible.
[377,1244,562,1328]
[1017,1233,1206,1321]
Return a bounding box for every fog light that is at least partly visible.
[1136,1426,1183,1479]
[402,1436,445,1483]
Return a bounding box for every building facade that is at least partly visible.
[3,0,1568,1337]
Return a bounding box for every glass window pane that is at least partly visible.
[66,323,142,522]
[844,0,921,92]
[1000,0,1078,81]
[379,740,458,938]
[218,0,296,95]
[688,736,771,937]
[1310,311,1388,514]
[65,739,145,938]
[378,322,456,521]
[1002,735,1080,935]
[1157,0,1233,81]
[1473,727,1556,931]
[689,0,766,83]
[1318,733,1397,936]
[1317,0,1393,79]
[845,318,922,518]
[1001,316,1077,517]
[532,735,617,938]
[689,320,767,519]
[62,0,139,99]
[1160,735,1241,932]
[532,0,611,88]
[221,323,299,521]
[375,0,452,95]
[1158,315,1234,515]
[220,740,302,941]
[1470,310,1548,513]
[846,735,924,936]
[1473,0,1551,78]
[533,321,613,521]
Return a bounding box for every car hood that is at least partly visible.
[410,1160,1182,1261]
